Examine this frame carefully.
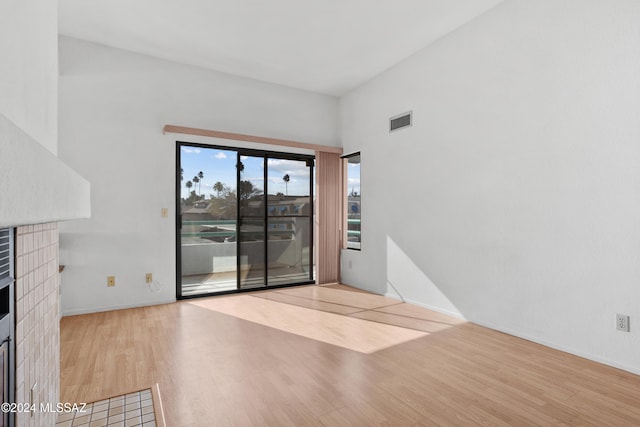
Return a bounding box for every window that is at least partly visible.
[343,153,361,250]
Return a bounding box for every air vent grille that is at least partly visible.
[390,111,412,132]
[0,229,12,286]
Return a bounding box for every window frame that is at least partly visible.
[342,152,361,251]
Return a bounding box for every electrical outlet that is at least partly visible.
[107,276,115,287]
[616,314,630,332]
[146,273,152,283]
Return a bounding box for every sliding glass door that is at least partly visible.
[177,143,314,298]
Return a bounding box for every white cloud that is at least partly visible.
[181,147,201,154]
[267,159,286,166]
[267,159,311,179]
[214,152,227,159]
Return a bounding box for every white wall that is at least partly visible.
[0,0,58,153]
[0,0,90,228]
[58,36,339,315]
[340,0,640,374]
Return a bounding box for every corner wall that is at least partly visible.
[340,0,640,373]
[0,2,88,422]
[57,36,339,315]
[0,0,90,228]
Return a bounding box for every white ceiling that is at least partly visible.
[59,0,503,96]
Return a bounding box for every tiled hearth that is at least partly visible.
[56,389,157,427]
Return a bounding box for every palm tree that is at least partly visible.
[213,181,224,197]
[192,176,200,195]
[198,171,204,194]
[186,180,193,197]
[239,180,262,200]
[283,174,290,196]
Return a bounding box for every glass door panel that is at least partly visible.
[238,155,266,290]
[266,159,313,286]
[179,146,238,297]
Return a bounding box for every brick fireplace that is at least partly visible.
[13,224,60,427]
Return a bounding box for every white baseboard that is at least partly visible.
[62,297,176,317]
[382,292,465,320]
[384,292,403,301]
[400,297,466,320]
[381,295,640,375]
[472,318,640,376]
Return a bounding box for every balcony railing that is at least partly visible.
[347,218,361,237]
[182,219,361,244]
[181,219,301,240]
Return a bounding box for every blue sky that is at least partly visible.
[180,146,314,199]
[348,163,361,195]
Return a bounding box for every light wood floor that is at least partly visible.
[60,284,640,426]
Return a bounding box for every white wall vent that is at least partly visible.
[390,111,412,132]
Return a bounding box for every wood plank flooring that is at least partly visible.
[60,284,640,426]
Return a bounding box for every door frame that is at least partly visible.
[176,141,315,299]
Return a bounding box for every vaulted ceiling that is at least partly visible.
[59,0,503,96]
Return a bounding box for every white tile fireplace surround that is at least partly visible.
[13,224,61,427]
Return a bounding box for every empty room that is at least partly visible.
[1,0,640,426]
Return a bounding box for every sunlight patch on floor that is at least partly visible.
[188,294,429,354]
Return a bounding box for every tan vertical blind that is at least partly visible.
[315,151,342,284]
